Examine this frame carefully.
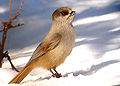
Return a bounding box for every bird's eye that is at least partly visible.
[61,11,69,16]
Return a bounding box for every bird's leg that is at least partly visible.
[50,68,62,78]
[50,69,56,77]
[53,67,62,78]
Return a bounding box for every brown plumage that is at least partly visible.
[9,7,76,84]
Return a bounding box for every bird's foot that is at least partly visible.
[52,73,62,78]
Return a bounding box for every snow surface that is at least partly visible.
[0,0,120,86]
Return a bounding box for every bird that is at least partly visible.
[9,7,76,84]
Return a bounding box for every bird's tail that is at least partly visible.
[8,64,33,84]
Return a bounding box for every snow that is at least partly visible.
[0,7,7,14]
[1,47,120,86]
[73,12,119,25]
[0,0,120,86]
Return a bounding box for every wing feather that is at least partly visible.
[26,34,62,66]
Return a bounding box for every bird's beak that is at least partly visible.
[67,11,76,20]
[70,11,76,16]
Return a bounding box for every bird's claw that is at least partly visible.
[52,73,62,78]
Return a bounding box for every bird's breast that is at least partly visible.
[53,26,76,60]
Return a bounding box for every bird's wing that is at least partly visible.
[26,34,62,66]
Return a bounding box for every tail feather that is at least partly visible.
[8,65,32,84]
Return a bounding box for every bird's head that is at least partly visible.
[52,7,75,24]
